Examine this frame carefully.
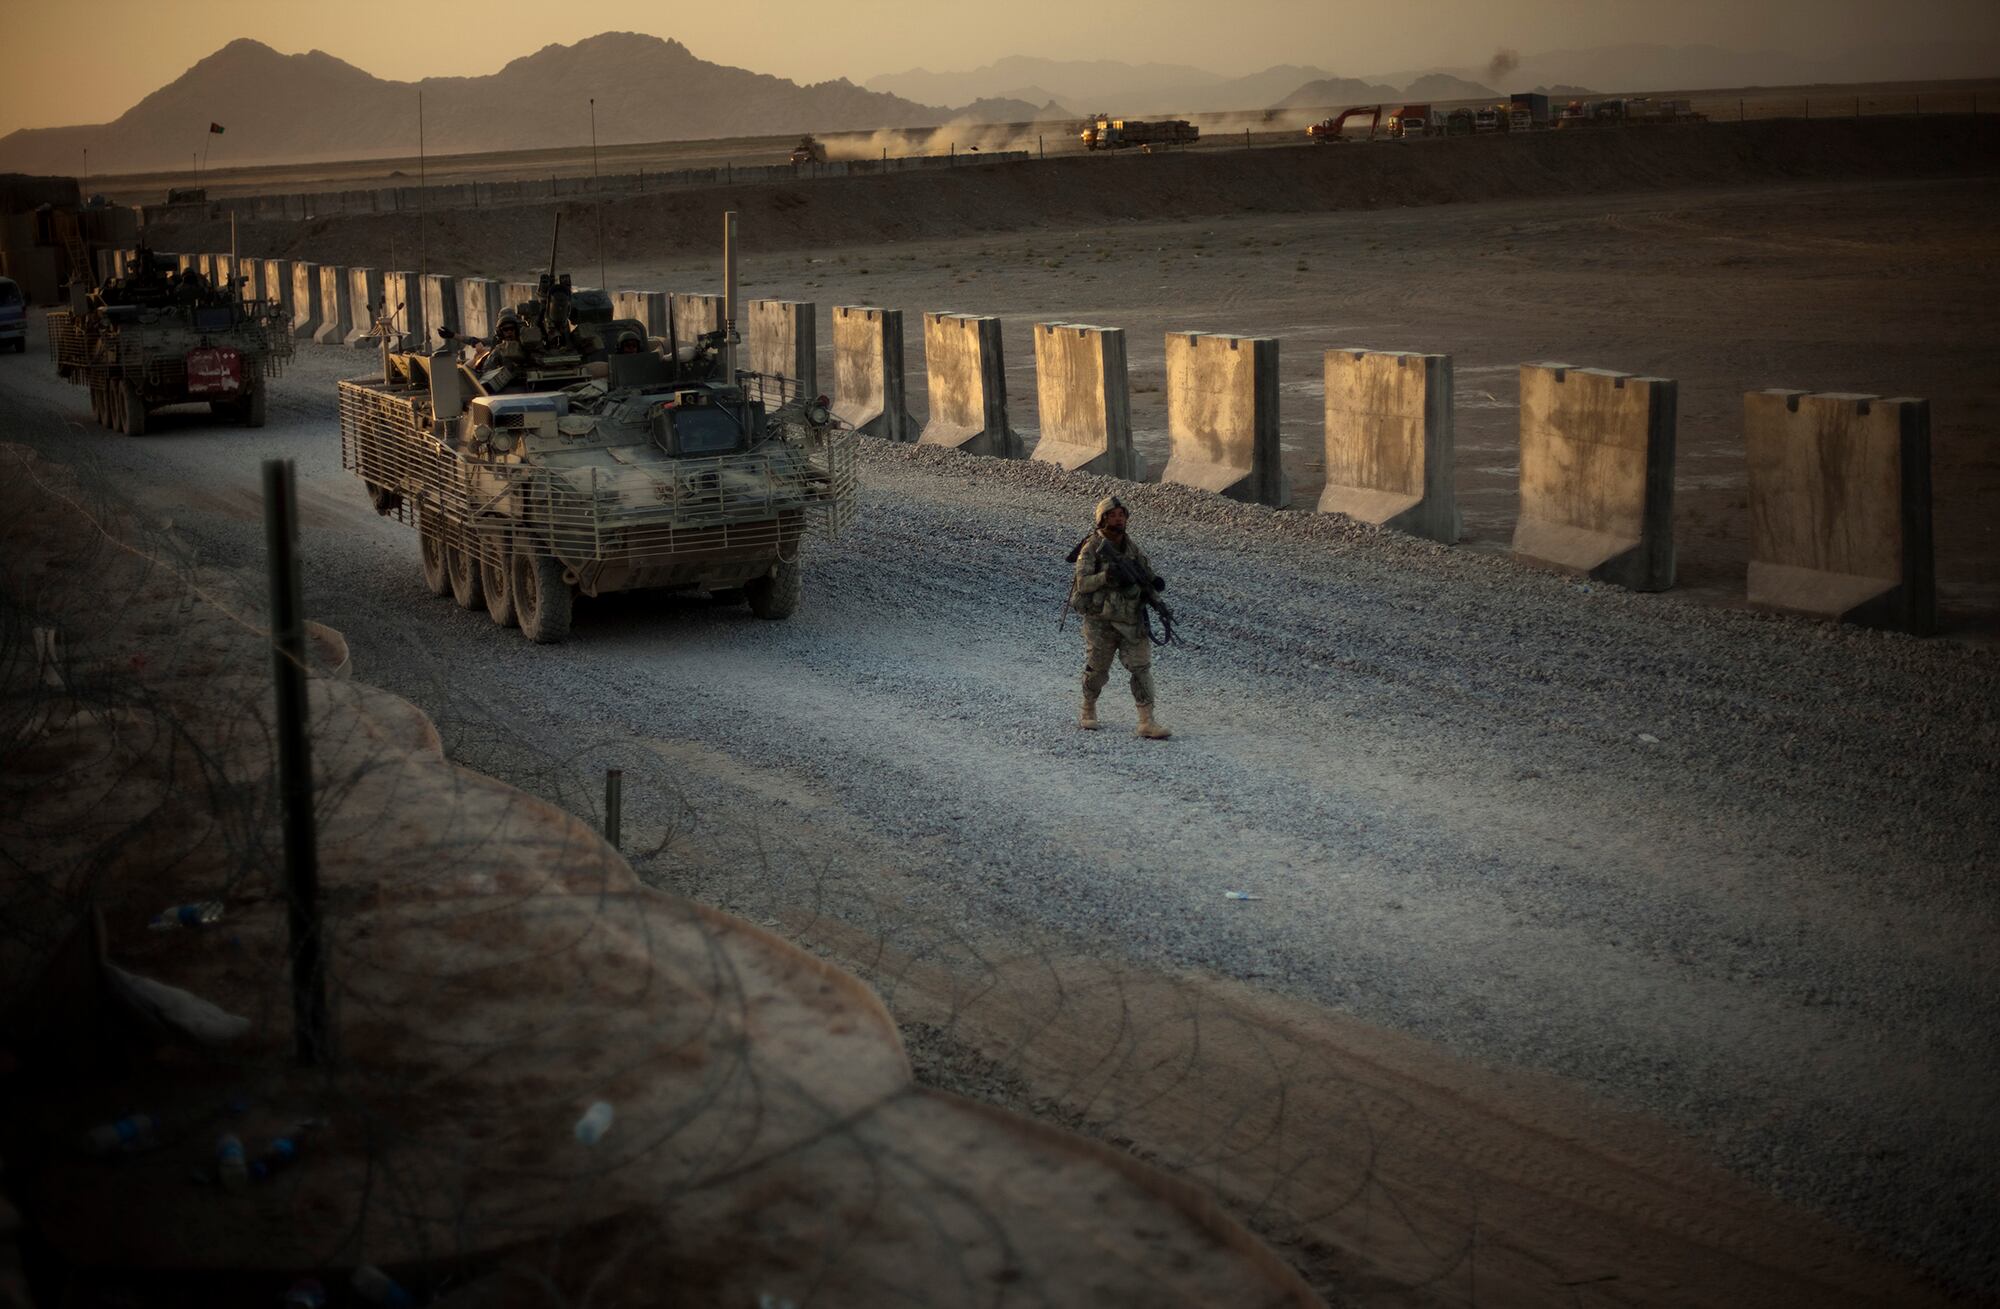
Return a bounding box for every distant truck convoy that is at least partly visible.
[1080,115,1200,150]
[1387,104,1433,138]
[1509,92,1551,130]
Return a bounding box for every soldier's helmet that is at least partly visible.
[616,331,643,354]
[1094,495,1128,525]
[495,312,523,341]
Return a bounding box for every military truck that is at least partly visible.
[47,246,292,434]
[789,135,828,165]
[336,214,857,643]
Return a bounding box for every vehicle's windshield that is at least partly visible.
[673,405,745,455]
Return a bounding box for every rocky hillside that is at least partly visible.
[0,33,975,174]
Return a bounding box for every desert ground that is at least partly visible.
[7,118,1997,1303]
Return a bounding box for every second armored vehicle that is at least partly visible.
[46,247,292,434]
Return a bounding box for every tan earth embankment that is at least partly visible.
[0,443,1315,1307]
[152,116,2000,274]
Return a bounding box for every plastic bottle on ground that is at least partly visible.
[574,1100,614,1145]
[149,901,223,930]
[351,1264,414,1307]
[81,1112,161,1155]
[216,1133,248,1191]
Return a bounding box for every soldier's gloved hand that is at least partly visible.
[1150,574,1166,592]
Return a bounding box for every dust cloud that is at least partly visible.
[825,119,1063,161]
[1488,48,1522,82]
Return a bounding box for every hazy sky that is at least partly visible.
[3,0,1997,131]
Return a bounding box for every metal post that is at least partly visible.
[598,202,606,296]
[417,91,427,284]
[589,97,599,186]
[262,459,329,1066]
[722,210,739,382]
[604,768,623,849]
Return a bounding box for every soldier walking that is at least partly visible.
[1069,496,1172,739]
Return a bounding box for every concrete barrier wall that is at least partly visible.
[748,299,816,400]
[1031,322,1135,479]
[213,254,235,292]
[1744,390,1934,632]
[176,254,197,278]
[458,279,504,339]
[343,267,384,346]
[669,292,723,341]
[313,265,346,344]
[1162,332,1288,506]
[1513,362,1677,592]
[614,290,668,337]
[384,271,422,344]
[920,313,1022,458]
[832,306,916,442]
[160,152,1036,223]
[420,273,458,339]
[1319,349,1461,543]
[501,282,538,314]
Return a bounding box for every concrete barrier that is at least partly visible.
[176,254,197,278]
[1032,322,1136,478]
[420,273,458,339]
[920,313,1022,458]
[286,262,318,339]
[1512,362,1677,591]
[832,306,917,442]
[458,278,504,340]
[1319,349,1461,543]
[670,292,723,341]
[614,290,668,337]
[501,282,538,314]
[213,254,235,293]
[343,267,384,346]
[383,271,422,345]
[1162,332,1288,506]
[261,259,290,316]
[748,299,816,401]
[315,265,347,345]
[1744,390,1934,632]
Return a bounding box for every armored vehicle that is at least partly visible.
[47,246,292,434]
[337,214,856,644]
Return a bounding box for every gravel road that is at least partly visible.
[5,317,1995,1294]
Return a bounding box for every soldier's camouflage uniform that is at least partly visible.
[1071,522,1158,709]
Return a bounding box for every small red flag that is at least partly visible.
[208,122,225,134]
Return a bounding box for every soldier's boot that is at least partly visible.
[1135,704,1172,740]
[1078,696,1100,730]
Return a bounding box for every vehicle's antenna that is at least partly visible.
[417,90,428,290]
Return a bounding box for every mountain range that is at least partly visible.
[5,32,1995,175]
[0,34,1019,175]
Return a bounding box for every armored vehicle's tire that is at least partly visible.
[511,552,572,644]
[124,384,148,437]
[481,543,516,627]
[418,515,450,598]
[446,541,485,611]
[90,383,104,426]
[243,384,267,428]
[107,383,124,431]
[746,556,801,620]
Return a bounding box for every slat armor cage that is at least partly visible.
[337,372,857,583]
[46,301,295,385]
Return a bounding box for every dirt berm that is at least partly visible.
[160,116,2000,271]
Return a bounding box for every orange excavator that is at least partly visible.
[1307,105,1382,142]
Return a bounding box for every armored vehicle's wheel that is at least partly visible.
[446,541,484,611]
[124,384,149,437]
[745,556,801,620]
[242,384,267,428]
[107,383,123,431]
[418,514,450,597]
[510,552,572,644]
[90,383,104,426]
[481,542,516,628]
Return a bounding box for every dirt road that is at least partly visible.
[7,177,1996,1303]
